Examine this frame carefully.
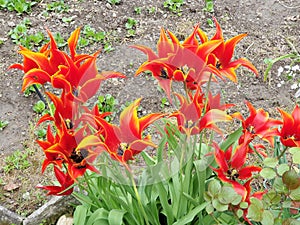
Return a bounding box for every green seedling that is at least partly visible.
[35,128,47,139]
[203,0,214,13]
[97,94,118,122]
[8,18,48,49]
[46,0,69,13]
[33,100,46,114]
[148,6,156,14]
[161,97,170,109]
[134,7,142,14]
[0,0,37,14]
[125,18,137,37]
[0,120,9,131]
[163,0,184,15]
[3,149,31,173]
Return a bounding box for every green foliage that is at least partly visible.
[163,0,184,15]
[203,0,214,13]
[125,18,137,37]
[45,0,69,13]
[8,18,47,49]
[33,100,46,114]
[160,97,170,109]
[0,120,9,131]
[79,25,114,52]
[97,94,118,122]
[0,0,37,14]
[3,149,31,173]
[134,7,142,15]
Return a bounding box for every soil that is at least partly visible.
[0,0,299,218]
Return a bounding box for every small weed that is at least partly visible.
[52,32,67,47]
[35,128,47,140]
[134,7,142,15]
[8,18,47,49]
[24,84,41,97]
[0,120,9,131]
[45,0,69,13]
[163,0,184,15]
[203,0,214,13]
[125,18,137,37]
[97,94,118,122]
[160,97,170,109]
[0,39,4,46]
[0,178,4,185]
[33,100,46,114]
[147,6,156,14]
[79,25,114,52]
[0,0,37,14]
[3,149,31,173]
[107,0,121,5]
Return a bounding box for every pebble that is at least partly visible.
[106,3,112,10]
[7,21,15,27]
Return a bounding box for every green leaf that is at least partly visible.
[231,194,242,205]
[220,127,242,150]
[108,209,126,225]
[277,163,290,176]
[273,177,288,194]
[208,180,221,197]
[218,186,239,204]
[292,151,300,164]
[247,198,264,222]
[212,199,228,212]
[261,210,274,225]
[260,168,277,179]
[290,186,300,201]
[73,205,88,225]
[239,201,248,209]
[86,208,109,225]
[172,202,208,225]
[205,203,214,214]
[264,157,278,167]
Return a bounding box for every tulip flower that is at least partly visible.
[38,166,74,196]
[278,105,300,147]
[212,142,262,200]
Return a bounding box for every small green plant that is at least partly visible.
[35,128,47,139]
[160,97,170,109]
[0,120,9,130]
[33,100,46,114]
[203,0,214,13]
[8,18,47,49]
[3,149,31,173]
[134,7,142,15]
[163,0,184,14]
[0,0,37,14]
[107,0,121,5]
[97,94,118,122]
[79,25,114,52]
[45,0,69,13]
[147,6,156,14]
[125,18,137,37]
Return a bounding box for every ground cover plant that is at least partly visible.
[9,15,300,225]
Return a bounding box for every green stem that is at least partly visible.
[130,172,150,225]
[277,145,288,162]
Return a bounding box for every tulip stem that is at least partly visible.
[33,84,46,104]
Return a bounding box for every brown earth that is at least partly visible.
[0,0,299,217]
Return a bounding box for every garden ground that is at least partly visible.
[0,0,299,218]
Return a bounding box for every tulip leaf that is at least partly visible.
[263,157,278,168]
[73,205,88,225]
[86,208,109,225]
[108,209,126,225]
[172,202,207,225]
[260,168,276,179]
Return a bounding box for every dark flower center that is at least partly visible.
[226,168,239,181]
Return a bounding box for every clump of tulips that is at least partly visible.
[10,18,299,224]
